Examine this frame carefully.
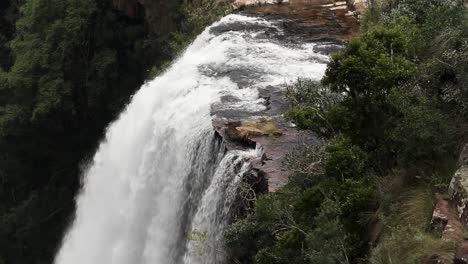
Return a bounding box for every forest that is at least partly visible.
[226,0,468,263]
[0,0,231,263]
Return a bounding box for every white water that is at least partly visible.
[55,14,328,264]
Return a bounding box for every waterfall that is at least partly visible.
[55,13,329,264]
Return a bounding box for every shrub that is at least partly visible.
[285,79,342,110]
[285,79,342,136]
[323,26,416,103]
[387,88,453,168]
[325,136,368,181]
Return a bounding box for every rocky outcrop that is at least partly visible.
[430,193,467,264]
[431,194,464,242]
[449,143,468,227]
[213,117,317,192]
[446,143,468,263]
[239,0,360,41]
[348,0,367,17]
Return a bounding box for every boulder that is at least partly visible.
[430,193,465,263]
[431,193,464,242]
[448,143,468,226]
[449,166,468,226]
[348,0,368,16]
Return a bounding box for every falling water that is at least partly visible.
[55,13,329,264]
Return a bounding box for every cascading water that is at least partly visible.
[55,13,329,264]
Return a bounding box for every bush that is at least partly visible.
[325,136,368,180]
[285,79,342,136]
[323,26,416,103]
[226,144,375,263]
[387,88,453,168]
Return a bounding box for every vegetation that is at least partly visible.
[227,0,468,263]
[148,0,231,77]
[0,0,226,263]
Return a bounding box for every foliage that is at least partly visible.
[236,1,468,264]
[0,0,194,263]
[325,135,367,180]
[323,26,416,103]
[149,0,231,78]
[169,0,231,56]
[284,79,342,136]
[226,142,376,263]
[386,87,453,168]
[188,229,209,256]
[181,0,231,36]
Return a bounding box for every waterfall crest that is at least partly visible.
[55,14,328,264]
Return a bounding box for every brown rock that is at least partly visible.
[240,0,360,41]
[236,126,267,138]
[212,116,317,192]
[430,193,468,263]
[456,241,468,264]
[431,193,464,242]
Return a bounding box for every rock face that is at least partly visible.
[213,117,318,192]
[348,0,367,17]
[448,143,468,263]
[449,143,468,227]
[430,193,468,264]
[240,0,360,41]
[431,194,465,242]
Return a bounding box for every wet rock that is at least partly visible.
[250,123,317,191]
[214,119,256,149]
[240,0,360,42]
[258,87,289,115]
[313,43,343,55]
[213,116,317,192]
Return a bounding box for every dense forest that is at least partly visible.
[0,0,229,263]
[226,0,468,263]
